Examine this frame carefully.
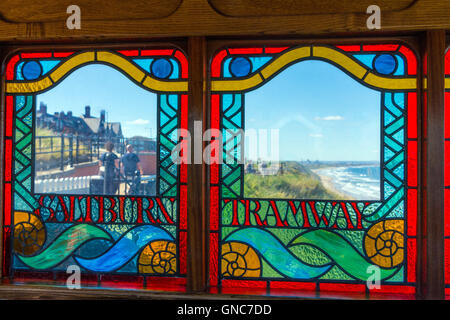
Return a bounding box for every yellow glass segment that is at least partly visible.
[364,219,404,268]
[6,77,53,94]
[312,46,367,79]
[445,77,450,90]
[13,211,46,256]
[211,74,263,92]
[221,241,261,277]
[97,51,146,83]
[261,46,311,79]
[50,51,95,83]
[142,76,188,92]
[364,73,417,90]
[138,240,177,274]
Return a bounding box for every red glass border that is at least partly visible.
[444,49,450,287]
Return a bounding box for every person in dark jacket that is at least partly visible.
[121,144,143,194]
[100,141,119,195]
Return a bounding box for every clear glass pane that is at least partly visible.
[244,60,381,200]
[34,64,157,196]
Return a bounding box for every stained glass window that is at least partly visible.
[2,48,188,290]
[209,44,418,296]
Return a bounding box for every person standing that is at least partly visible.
[100,141,119,195]
[121,144,143,176]
[121,144,143,194]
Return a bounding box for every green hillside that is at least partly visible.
[244,161,342,199]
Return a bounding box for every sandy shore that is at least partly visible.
[312,169,354,200]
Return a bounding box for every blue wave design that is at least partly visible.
[17,224,112,270]
[225,228,331,279]
[74,225,174,272]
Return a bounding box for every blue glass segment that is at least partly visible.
[392,128,404,144]
[384,93,403,116]
[16,62,25,80]
[230,57,252,77]
[373,54,396,75]
[384,147,395,162]
[249,56,272,72]
[133,58,153,72]
[393,163,404,180]
[22,61,42,80]
[223,94,234,109]
[151,58,172,79]
[393,92,405,109]
[353,54,376,69]
[384,109,395,126]
[223,59,232,78]
[40,60,61,75]
[169,59,179,79]
[393,55,405,76]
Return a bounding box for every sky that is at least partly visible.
[244,60,381,162]
[37,64,158,139]
[36,61,381,162]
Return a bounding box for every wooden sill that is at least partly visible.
[0,282,417,300]
[0,283,294,300]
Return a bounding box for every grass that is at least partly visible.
[244,161,341,200]
[35,128,90,163]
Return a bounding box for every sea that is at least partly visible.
[314,165,381,200]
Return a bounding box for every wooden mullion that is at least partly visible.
[419,30,446,299]
[186,36,207,293]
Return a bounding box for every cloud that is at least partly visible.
[309,133,323,138]
[314,116,344,121]
[126,118,150,125]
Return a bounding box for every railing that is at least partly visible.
[35,134,156,172]
[35,175,157,196]
[35,176,93,194]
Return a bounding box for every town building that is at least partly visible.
[36,103,123,139]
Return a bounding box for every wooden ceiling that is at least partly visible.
[0,0,448,41]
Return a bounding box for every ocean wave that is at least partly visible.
[316,165,380,200]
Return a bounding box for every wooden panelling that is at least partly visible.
[0,0,449,41]
[421,30,446,299]
[209,0,416,17]
[0,0,182,23]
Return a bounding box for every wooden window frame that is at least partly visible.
[0,31,446,300]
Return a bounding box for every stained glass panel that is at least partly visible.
[2,48,188,290]
[209,43,418,296]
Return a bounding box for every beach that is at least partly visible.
[312,170,354,200]
[311,165,380,200]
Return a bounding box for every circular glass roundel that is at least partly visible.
[373,54,397,75]
[150,58,172,79]
[22,61,42,80]
[230,57,252,77]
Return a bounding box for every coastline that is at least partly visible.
[311,168,355,200]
